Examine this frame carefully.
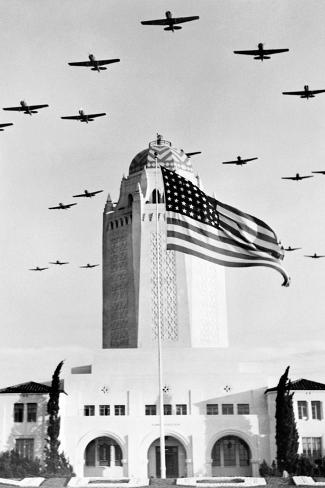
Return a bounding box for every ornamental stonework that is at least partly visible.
[110,228,129,347]
[151,232,178,342]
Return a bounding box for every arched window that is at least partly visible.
[152,189,161,203]
[128,194,133,207]
[212,436,250,467]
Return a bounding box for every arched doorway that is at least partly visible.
[84,436,123,477]
[211,435,252,477]
[148,436,187,478]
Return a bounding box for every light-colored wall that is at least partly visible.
[0,393,48,459]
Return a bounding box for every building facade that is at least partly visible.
[1,137,325,479]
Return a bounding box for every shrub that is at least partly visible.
[0,450,41,478]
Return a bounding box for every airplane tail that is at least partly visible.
[164,25,182,31]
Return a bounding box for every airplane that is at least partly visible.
[73,189,104,198]
[284,246,301,252]
[282,85,325,99]
[49,260,69,265]
[48,202,77,210]
[222,156,258,166]
[185,151,201,158]
[68,54,120,72]
[0,123,13,131]
[80,263,99,268]
[234,43,289,61]
[141,11,199,32]
[281,173,313,181]
[3,100,49,115]
[29,266,48,271]
[61,110,106,123]
[312,170,325,175]
[304,253,325,259]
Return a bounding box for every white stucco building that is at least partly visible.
[1,137,325,479]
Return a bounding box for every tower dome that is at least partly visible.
[129,135,193,176]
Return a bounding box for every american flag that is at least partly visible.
[161,166,290,287]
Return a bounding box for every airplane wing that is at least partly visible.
[61,115,82,120]
[0,123,13,127]
[173,15,200,24]
[96,59,120,66]
[244,157,258,162]
[298,176,313,179]
[263,48,289,55]
[91,190,104,195]
[186,151,201,157]
[68,61,92,67]
[310,89,325,94]
[285,247,301,251]
[87,113,106,118]
[282,91,305,96]
[48,205,61,209]
[312,170,325,174]
[66,203,77,207]
[73,193,87,198]
[3,106,23,111]
[234,50,260,56]
[141,18,169,25]
[29,104,49,110]
[281,177,296,180]
[222,161,237,165]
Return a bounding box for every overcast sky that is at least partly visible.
[1,0,325,388]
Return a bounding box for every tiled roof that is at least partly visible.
[265,378,325,393]
[129,141,193,176]
[0,380,65,394]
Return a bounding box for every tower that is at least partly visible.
[102,136,228,349]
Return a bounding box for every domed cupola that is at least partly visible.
[129,134,194,176]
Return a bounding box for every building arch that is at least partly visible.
[143,433,190,479]
[209,432,252,477]
[75,431,127,478]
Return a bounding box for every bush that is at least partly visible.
[259,460,274,476]
[42,450,74,476]
[0,450,41,478]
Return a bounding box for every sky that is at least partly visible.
[1,0,325,388]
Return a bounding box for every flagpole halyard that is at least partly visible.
[154,150,166,479]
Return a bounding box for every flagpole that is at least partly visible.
[154,150,166,479]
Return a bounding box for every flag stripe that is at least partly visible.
[167,214,283,259]
[167,230,280,264]
[167,243,290,286]
[217,200,279,239]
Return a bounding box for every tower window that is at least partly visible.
[222,404,234,415]
[84,405,95,416]
[27,403,37,422]
[152,189,162,204]
[176,404,187,415]
[128,194,133,207]
[206,404,218,415]
[114,405,125,416]
[115,221,118,228]
[145,405,157,415]
[14,403,24,423]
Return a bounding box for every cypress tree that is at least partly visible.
[44,361,72,475]
[275,366,299,473]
